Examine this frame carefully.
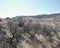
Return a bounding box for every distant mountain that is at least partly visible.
[12,13,60,19]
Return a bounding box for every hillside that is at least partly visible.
[0,13,60,48]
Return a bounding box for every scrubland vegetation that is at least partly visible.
[0,17,60,48]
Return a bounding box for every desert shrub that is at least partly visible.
[17,17,25,27]
[0,24,3,30]
[42,24,54,37]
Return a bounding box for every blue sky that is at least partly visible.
[0,0,60,18]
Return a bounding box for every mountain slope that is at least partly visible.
[12,13,60,19]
